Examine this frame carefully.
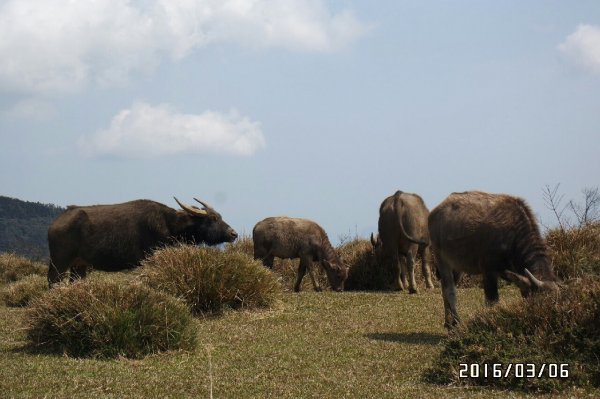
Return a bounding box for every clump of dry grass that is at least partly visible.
[425,278,600,392]
[0,253,47,283]
[546,222,600,280]
[140,244,282,315]
[224,235,254,257]
[25,279,196,358]
[341,239,439,291]
[1,274,48,307]
[340,239,394,291]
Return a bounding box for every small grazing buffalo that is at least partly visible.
[48,197,237,286]
[371,191,434,293]
[253,217,348,292]
[428,191,559,329]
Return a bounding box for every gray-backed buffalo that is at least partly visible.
[47,197,237,286]
[428,191,559,329]
[253,217,348,292]
[371,191,434,293]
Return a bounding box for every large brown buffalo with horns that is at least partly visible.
[371,191,434,293]
[47,197,237,286]
[428,191,558,329]
[253,217,348,292]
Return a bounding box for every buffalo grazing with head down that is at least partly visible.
[428,191,559,329]
[47,197,237,287]
[371,191,434,293]
[252,216,348,292]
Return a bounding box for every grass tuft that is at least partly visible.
[1,274,48,307]
[340,239,394,290]
[25,279,197,359]
[140,244,282,315]
[0,252,47,283]
[546,222,600,280]
[425,278,600,392]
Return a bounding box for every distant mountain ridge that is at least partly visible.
[0,196,65,260]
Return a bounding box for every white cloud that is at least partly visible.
[0,0,367,94]
[79,102,266,158]
[558,24,600,75]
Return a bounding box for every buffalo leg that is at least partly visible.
[69,258,88,282]
[392,254,407,291]
[262,254,274,269]
[47,261,65,287]
[306,261,322,292]
[294,256,309,292]
[255,249,274,269]
[483,272,499,306]
[419,246,434,289]
[436,253,459,329]
[405,251,418,294]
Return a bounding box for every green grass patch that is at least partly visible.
[141,244,282,315]
[24,279,197,359]
[4,284,561,398]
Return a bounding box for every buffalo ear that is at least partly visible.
[504,270,532,296]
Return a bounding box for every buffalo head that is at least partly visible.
[504,268,559,297]
[174,197,237,245]
[322,258,348,292]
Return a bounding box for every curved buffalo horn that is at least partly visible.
[370,233,377,247]
[524,268,544,289]
[193,198,215,211]
[174,197,207,216]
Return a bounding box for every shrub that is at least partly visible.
[1,274,48,307]
[425,278,600,392]
[141,244,281,315]
[342,238,439,291]
[546,222,600,280]
[25,279,197,358]
[0,253,47,283]
[224,235,254,257]
[341,239,394,291]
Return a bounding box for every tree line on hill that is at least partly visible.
[0,196,64,260]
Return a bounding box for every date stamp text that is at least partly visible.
[459,363,569,379]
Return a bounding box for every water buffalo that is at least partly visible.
[48,197,237,286]
[253,216,348,292]
[371,191,434,293]
[428,191,559,329]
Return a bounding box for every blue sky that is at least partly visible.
[1,1,599,242]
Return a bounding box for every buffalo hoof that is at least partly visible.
[409,288,418,294]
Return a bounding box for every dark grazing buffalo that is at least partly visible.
[428,191,559,329]
[371,191,434,293]
[47,197,237,286]
[253,216,348,292]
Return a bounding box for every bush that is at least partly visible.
[141,244,281,315]
[425,278,600,392]
[0,253,47,283]
[25,279,197,359]
[342,238,438,291]
[546,222,600,280]
[1,274,48,307]
[341,239,394,291]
